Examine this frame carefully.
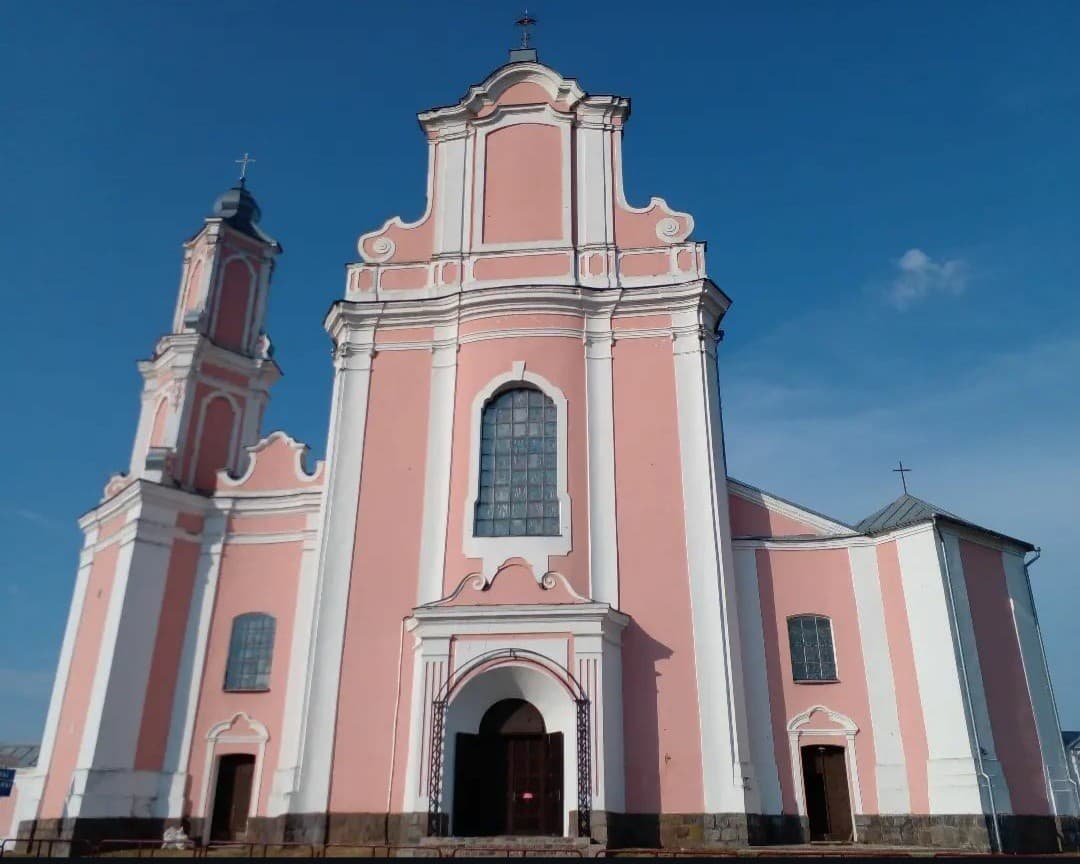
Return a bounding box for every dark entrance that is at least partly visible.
[801,745,853,842]
[452,699,563,836]
[210,753,255,842]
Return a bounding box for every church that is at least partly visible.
[3,46,1079,854]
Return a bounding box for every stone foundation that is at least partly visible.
[16,810,1080,855]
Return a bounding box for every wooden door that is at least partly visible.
[801,745,853,842]
[453,733,504,836]
[210,754,255,842]
[506,736,547,835]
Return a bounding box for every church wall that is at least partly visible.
[611,334,705,814]
[958,537,1051,816]
[728,496,827,538]
[329,347,430,812]
[186,537,304,818]
[442,331,589,597]
[0,784,16,843]
[754,547,879,815]
[132,529,202,771]
[876,539,931,813]
[39,535,123,818]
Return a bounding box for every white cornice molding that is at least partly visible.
[732,520,935,551]
[326,280,729,335]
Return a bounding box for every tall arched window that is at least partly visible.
[787,614,837,682]
[474,387,559,537]
[224,613,276,692]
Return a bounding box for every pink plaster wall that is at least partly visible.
[613,201,690,250]
[482,124,563,244]
[134,537,200,771]
[611,314,671,332]
[442,332,590,598]
[472,253,572,282]
[728,495,827,538]
[213,258,254,352]
[619,251,671,278]
[381,266,429,291]
[0,785,17,839]
[495,82,555,106]
[40,542,120,817]
[201,364,251,389]
[755,547,879,814]
[612,335,704,813]
[186,539,302,817]
[959,538,1051,815]
[193,395,236,492]
[149,398,169,447]
[458,313,582,338]
[876,541,930,813]
[329,348,430,812]
[224,435,322,493]
[183,259,204,313]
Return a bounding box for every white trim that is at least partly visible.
[848,545,911,813]
[733,547,783,814]
[671,315,752,812]
[895,528,985,814]
[416,325,459,603]
[200,712,269,844]
[292,337,375,813]
[787,705,863,839]
[158,510,228,817]
[728,478,854,537]
[461,364,571,582]
[584,317,618,605]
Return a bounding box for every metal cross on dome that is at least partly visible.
[235,152,256,186]
[893,459,913,494]
[516,9,537,49]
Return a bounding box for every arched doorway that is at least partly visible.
[801,745,853,841]
[452,699,563,836]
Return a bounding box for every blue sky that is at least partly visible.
[1,1,1078,742]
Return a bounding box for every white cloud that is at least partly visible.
[887,248,969,309]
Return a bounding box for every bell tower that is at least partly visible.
[125,175,282,493]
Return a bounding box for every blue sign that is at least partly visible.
[0,768,13,797]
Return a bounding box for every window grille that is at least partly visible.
[224,612,275,691]
[474,387,559,537]
[788,614,837,682]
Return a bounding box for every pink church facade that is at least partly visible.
[5,55,1080,853]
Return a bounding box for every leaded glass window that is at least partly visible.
[788,614,837,682]
[224,612,276,691]
[475,387,559,537]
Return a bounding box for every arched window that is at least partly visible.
[788,614,837,682]
[474,387,559,537]
[224,613,276,692]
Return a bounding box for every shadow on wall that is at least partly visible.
[619,619,672,845]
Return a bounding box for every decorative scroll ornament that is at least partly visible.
[655,217,683,242]
[363,235,397,263]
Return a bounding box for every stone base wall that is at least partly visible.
[16,810,1080,855]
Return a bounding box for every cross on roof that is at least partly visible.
[515,9,537,49]
[893,459,912,494]
[235,152,255,186]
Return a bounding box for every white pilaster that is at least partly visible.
[671,311,753,813]
[733,547,783,814]
[292,333,376,813]
[895,528,985,814]
[158,509,228,817]
[848,545,911,813]
[416,324,459,604]
[584,316,618,606]
[1001,550,1080,816]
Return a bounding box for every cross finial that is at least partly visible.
[515,9,537,49]
[235,152,255,186]
[893,459,912,495]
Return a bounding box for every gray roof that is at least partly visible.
[856,494,959,534]
[0,744,39,769]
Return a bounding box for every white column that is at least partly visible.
[1001,550,1080,816]
[895,528,987,814]
[292,334,376,814]
[268,511,323,816]
[416,325,459,604]
[158,509,228,817]
[69,501,177,818]
[585,316,618,607]
[671,311,754,813]
[732,546,783,814]
[848,544,911,813]
[403,638,450,815]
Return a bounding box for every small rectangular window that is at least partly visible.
[787,615,837,683]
